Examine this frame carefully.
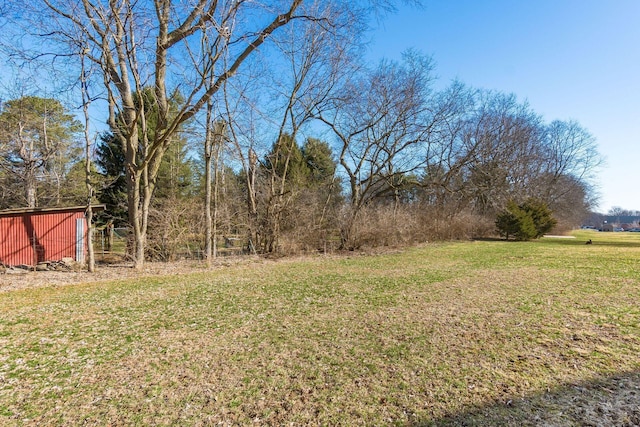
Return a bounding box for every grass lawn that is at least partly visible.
[1,230,639,425]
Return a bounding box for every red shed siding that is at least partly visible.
[0,211,87,266]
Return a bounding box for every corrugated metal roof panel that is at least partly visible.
[0,204,105,217]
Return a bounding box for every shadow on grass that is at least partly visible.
[414,370,640,426]
[473,235,640,248]
[541,235,640,248]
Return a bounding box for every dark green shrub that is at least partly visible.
[496,198,557,240]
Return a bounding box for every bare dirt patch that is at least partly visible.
[0,247,398,293]
[0,256,261,293]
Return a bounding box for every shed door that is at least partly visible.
[76,218,85,263]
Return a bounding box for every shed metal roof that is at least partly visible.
[0,205,106,218]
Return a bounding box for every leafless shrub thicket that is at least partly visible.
[339,205,495,250]
[146,197,204,261]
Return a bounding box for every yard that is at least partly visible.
[1,231,639,425]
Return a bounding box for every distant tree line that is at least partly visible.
[0,0,602,266]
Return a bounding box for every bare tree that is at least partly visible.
[80,47,96,272]
[258,2,359,252]
[531,120,601,228]
[212,0,363,253]
[420,90,602,230]
[459,92,543,215]
[23,0,308,268]
[539,120,601,198]
[315,52,442,248]
[203,116,227,262]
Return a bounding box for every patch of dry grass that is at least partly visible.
[1,230,639,425]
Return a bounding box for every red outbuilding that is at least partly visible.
[0,205,105,266]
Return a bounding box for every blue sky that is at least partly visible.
[368,0,640,213]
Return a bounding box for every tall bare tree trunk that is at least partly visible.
[212,141,221,259]
[247,148,259,253]
[126,162,146,269]
[204,111,226,263]
[26,177,36,208]
[81,49,95,272]
[204,101,214,264]
[204,157,213,262]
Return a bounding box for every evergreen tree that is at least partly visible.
[0,96,82,208]
[495,202,521,240]
[265,133,308,189]
[58,160,103,207]
[301,137,336,188]
[95,132,128,226]
[154,135,195,199]
[521,198,557,238]
[496,198,557,240]
[300,136,342,211]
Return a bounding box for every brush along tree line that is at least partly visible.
[1,1,601,266]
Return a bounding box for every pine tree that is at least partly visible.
[0,96,82,208]
[496,198,557,240]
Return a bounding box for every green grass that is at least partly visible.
[1,230,639,425]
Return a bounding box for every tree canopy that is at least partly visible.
[0,96,82,208]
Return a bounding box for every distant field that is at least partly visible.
[1,230,639,425]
